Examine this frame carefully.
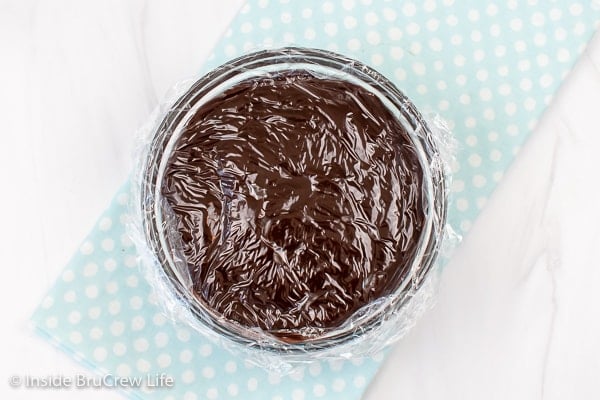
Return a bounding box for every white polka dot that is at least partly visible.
[533,33,547,47]
[364,11,379,26]
[227,383,239,396]
[68,311,81,324]
[116,363,131,376]
[412,62,426,76]
[554,27,567,41]
[498,84,511,96]
[461,220,472,232]
[465,117,476,128]
[446,15,458,26]
[366,31,381,45]
[198,344,212,357]
[124,255,137,268]
[468,154,482,167]
[183,392,197,400]
[99,217,112,231]
[451,180,465,193]
[41,296,54,309]
[524,97,536,111]
[438,100,449,111]
[353,375,366,388]
[505,102,517,116]
[344,16,357,29]
[486,3,498,15]
[490,150,502,162]
[424,0,436,12]
[342,0,355,10]
[240,22,253,33]
[202,366,215,379]
[104,258,117,271]
[85,285,99,299]
[569,3,583,15]
[206,388,218,400]
[473,175,487,188]
[257,0,268,7]
[136,359,150,373]
[157,353,171,368]
[259,18,272,29]
[509,18,523,31]
[247,378,258,391]
[176,329,191,343]
[152,332,168,348]
[416,84,427,95]
[347,38,361,51]
[402,2,417,17]
[530,11,545,27]
[180,350,193,363]
[328,359,344,371]
[117,193,129,205]
[507,124,519,136]
[106,281,118,294]
[324,22,338,37]
[134,338,149,352]
[153,313,167,326]
[470,30,482,42]
[119,213,129,225]
[483,108,496,121]
[224,45,236,57]
[301,8,312,18]
[93,347,107,362]
[182,370,195,384]
[129,296,143,310]
[456,198,469,212]
[126,275,138,287]
[292,389,305,400]
[493,171,504,182]
[90,327,103,340]
[101,238,114,252]
[429,38,443,52]
[83,262,98,277]
[62,270,75,282]
[313,383,327,397]
[79,241,95,256]
[540,73,553,88]
[304,27,316,40]
[113,342,126,356]
[466,135,477,146]
[45,316,58,329]
[332,378,346,392]
[383,7,397,21]
[459,94,470,105]
[453,54,466,67]
[322,1,334,13]
[88,306,101,319]
[279,12,292,24]
[268,372,281,385]
[225,361,237,373]
[371,53,384,66]
[467,9,480,21]
[108,300,121,315]
[406,22,420,35]
[69,331,82,344]
[110,321,125,336]
[131,316,145,331]
[290,368,305,381]
[426,18,440,31]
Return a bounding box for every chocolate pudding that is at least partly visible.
[160,71,426,341]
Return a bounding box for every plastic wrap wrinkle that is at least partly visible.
[161,71,425,341]
[129,47,456,370]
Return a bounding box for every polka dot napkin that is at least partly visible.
[32,1,600,400]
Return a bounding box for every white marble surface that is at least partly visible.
[1,2,599,399]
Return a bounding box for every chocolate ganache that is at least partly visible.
[161,71,425,341]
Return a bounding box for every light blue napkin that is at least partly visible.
[32,1,600,399]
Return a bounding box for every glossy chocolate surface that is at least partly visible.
[161,71,425,340]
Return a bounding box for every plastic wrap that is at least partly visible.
[129,47,458,372]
